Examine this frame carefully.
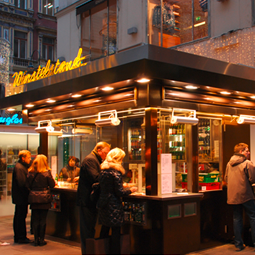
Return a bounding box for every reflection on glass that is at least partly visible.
[148,0,208,47]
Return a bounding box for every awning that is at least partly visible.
[76,0,107,15]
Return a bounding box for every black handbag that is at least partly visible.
[28,173,52,204]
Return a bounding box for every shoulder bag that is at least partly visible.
[28,172,52,204]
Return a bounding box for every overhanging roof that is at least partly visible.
[2,44,255,110]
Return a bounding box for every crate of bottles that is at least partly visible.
[182,173,219,183]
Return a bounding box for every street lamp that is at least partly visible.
[27,50,41,73]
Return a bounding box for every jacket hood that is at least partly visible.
[101,161,125,175]
[229,153,247,167]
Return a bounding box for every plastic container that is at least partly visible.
[182,173,219,183]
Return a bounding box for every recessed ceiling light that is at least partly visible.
[7,108,15,112]
[46,99,56,103]
[136,78,150,83]
[71,94,81,98]
[250,96,255,99]
[220,91,231,95]
[101,87,114,91]
[25,104,34,108]
[185,85,198,90]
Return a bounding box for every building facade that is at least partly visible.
[0,0,57,95]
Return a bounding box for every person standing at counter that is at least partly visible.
[77,141,111,255]
[12,150,32,244]
[98,148,137,254]
[26,154,55,246]
[225,143,255,251]
[59,156,80,183]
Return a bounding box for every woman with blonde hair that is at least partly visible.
[97,148,137,254]
[26,154,55,246]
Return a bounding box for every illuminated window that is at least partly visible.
[80,0,117,61]
[14,31,27,59]
[148,0,209,47]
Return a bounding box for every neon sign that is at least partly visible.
[12,48,87,87]
[0,114,23,125]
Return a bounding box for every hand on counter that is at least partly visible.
[73,176,79,183]
[130,187,138,193]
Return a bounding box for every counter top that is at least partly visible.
[126,192,203,201]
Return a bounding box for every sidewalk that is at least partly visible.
[0,215,81,255]
[1,214,255,255]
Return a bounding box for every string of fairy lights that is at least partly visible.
[176,26,255,67]
[0,39,11,95]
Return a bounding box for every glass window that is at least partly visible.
[4,29,9,41]
[157,110,221,193]
[14,30,27,59]
[198,118,221,192]
[42,37,54,61]
[148,0,208,47]
[14,0,26,9]
[51,109,146,193]
[91,1,108,60]
[81,11,90,61]
[0,133,39,199]
[80,0,117,61]
[42,0,54,16]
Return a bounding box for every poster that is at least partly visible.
[161,154,172,194]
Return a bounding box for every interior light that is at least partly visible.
[46,99,56,103]
[220,91,231,95]
[95,110,121,127]
[250,96,255,99]
[72,94,82,98]
[101,87,114,91]
[72,128,93,134]
[136,78,150,83]
[237,115,255,124]
[35,120,63,136]
[194,21,206,27]
[7,108,15,112]
[25,104,34,108]
[185,85,198,90]
[170,108,198,125]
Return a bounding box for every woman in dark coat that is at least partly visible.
[97,148,137,254]
[27,154,55,246]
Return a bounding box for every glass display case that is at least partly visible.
[158,111,222,193]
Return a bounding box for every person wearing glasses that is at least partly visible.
[77,141,111,255]
[225,143,255,251]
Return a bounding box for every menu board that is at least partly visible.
[161,154,172,194]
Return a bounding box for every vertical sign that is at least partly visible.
[161,153,172,194]
[51,156,57,178]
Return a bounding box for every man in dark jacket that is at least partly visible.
[12,150,32,244]
[77,141,110,254]
[225,143,255,251]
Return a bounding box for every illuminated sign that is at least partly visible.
[0,114,23,125]
[12,48,87,87]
